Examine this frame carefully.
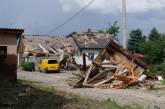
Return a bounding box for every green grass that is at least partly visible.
[162,80,165,84]
[0,80,148,109]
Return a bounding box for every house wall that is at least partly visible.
[18,37,25,66]
[74,49,100,66]
[0,34,17,80]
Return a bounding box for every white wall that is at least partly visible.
[74,49,100,66]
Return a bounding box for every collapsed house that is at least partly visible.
[69,39,149,89]
[66,29,113,66]
[22,35,78,70]
[24,35,77,58]
[22,30,113,69]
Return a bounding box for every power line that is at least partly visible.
[44,0,96,35]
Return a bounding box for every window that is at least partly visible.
[88,53,95,60]
[48,60,57,64]
[0,46,7,59]
[90,53,94,60]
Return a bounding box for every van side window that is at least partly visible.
[48,60,57,64]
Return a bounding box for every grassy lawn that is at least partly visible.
[0,80,147,109]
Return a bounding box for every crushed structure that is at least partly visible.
[22,30,113,70]
[23,35,78,58]
[69,39,149,89]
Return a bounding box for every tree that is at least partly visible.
[96,30,104,33]
[148,27,161,40]
[140,36,165,65]
[127,29,146,53]
[97,21,119,38]
[105,21,119,37]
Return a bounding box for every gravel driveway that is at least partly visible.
[18,70,165,109]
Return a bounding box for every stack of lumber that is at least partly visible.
[71,61,142,89]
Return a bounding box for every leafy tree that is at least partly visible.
[97,21,119,37]
[148,27,161,40]
[96,30,104,33]
[140,36,165,65]
[105,21,119,37]
[127,29,146,53]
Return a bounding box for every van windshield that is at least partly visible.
[48,60,57,64]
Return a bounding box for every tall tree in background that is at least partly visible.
[127,29,145,53]
[96,30,104,33]
[97,21,119,38]
[149,27,160,40]
[140,36,165,65]
[105,21,119,37]
[140,28,165,65]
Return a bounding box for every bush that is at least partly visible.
[140,38,165,65]
[22,62,35,71]
[148,62,165,76]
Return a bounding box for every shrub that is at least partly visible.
[148,62,165,76]
[22,62,35,71]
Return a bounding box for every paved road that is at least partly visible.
[18,70,165,109]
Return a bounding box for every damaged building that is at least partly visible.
[23,30,113,68]
[23,35,78,69]
[69,39,148,89]
[66,30,112,66]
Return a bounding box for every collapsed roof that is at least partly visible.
[66,32,113,50]
[23,35,78,56]
[24,31,114,56]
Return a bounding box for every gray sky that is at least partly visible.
[1,0,165,41]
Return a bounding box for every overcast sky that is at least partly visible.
[1,0,165,40]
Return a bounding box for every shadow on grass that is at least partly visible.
[0,80,75,109]
[0,80,148,109]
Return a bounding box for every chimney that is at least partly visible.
[87,28,92,33]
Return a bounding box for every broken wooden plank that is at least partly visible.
[93,79,110,87]
[87,69,114,84]
[72,72,84,78]
[73,77,85,88]
[114,74,133,83]
[82,64,94,85]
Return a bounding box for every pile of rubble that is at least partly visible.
[68,40,153,89]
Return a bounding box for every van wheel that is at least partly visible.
[44,69,47,73]
[39,68,41,72]
[57,70,60,73]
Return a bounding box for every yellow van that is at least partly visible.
[38,59,60,73]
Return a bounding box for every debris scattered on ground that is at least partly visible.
[68,40,154,89]
[158,76,164,81]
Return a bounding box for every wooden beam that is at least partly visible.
[83,64,93,85]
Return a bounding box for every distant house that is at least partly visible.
[66,30,112,66]
[0,28,24,80]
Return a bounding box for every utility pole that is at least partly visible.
[122,0,128,49]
